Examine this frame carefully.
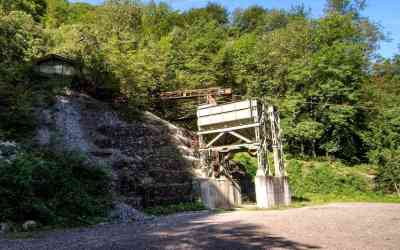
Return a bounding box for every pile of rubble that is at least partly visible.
[0,141,18,163]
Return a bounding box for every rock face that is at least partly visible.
[36,91,200,209]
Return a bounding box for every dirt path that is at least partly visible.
[1,203,399,250]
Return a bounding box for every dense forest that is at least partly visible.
[0,0,399,202]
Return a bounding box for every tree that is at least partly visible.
[141,1,179,40]
[183,2,228,26]
[233,6,289,34]
[44,0,69,27]
[0,10,47,138]
[0,10,46,81]
[362,56,400,164]
[66,2,95,25]
[0,0,47,21]
[324,0,366,15]
[166,20,228,89]
[375,150,400,196]
[233,5,266,32]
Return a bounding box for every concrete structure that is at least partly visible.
[194,177,241,209]
[197,100,291,208]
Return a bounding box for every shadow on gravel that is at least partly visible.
[140,212,321,250]
[0,211,320,250]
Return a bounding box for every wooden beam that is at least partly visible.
[198,123,260,135]
[229,131,252,143]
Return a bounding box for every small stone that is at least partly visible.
[0,223,10,234]
[22,220,38,231]
[109,202,148,223]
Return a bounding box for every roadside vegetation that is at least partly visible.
[0,148,113,230]
[235,153,400,205]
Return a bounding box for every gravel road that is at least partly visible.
[1,203,399,250]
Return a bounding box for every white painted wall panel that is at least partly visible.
[197,100,259,127]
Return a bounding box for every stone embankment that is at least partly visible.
[35,91,202,214]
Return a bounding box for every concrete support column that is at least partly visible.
[255,168,269,208]
[282,176,291,206]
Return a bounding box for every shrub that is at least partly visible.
[0,150,113,227]
[287,160,370,198]
[233,153,258,178]
[375,149,400,196]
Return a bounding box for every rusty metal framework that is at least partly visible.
[197,100,285,177]
[196,100,290,208]
[160,87,233,101]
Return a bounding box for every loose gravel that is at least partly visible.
[1,203,399,250]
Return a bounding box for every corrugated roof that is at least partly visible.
[34,54,76,65]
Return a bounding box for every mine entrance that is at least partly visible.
[229,153,257,204]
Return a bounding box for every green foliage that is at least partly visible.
[374,150,400,195]
[0,83,37,140]
[183,3,228,26]
[44,0,69,27]
[0,10,46,82]
[0,10,49,139]
[0,150,113,226]
[324,0,366,15]
[0,0,47,22]
[1,0,399,203]
[233,153,258,178]
[41,2,387,165]
[287,160,371,199]
[144,202,205,216]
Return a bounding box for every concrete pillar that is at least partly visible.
[255,168,269,208]
[282,176,291,206]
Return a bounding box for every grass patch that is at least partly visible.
[232,155,400,206]
[286,159,400,204]
[299,193,400,204]
[143,202,206,216]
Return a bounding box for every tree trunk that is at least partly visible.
[395,183,400,197]
[312,140,316,158]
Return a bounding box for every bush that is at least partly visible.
[375,149,400,196]
[233,153,258,178]
[287,160,370,199]
[0,150,113,227]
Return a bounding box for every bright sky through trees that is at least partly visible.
[71,0,399,58]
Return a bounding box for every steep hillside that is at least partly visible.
[35,90,201,209]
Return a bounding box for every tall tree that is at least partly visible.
[324,0,366,15]
[0,0,47,21]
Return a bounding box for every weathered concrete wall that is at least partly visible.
[194,177,242,209]
[256,175,291,208]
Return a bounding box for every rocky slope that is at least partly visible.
[35,91,201,210]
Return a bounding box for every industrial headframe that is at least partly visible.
[197,99,291,208]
